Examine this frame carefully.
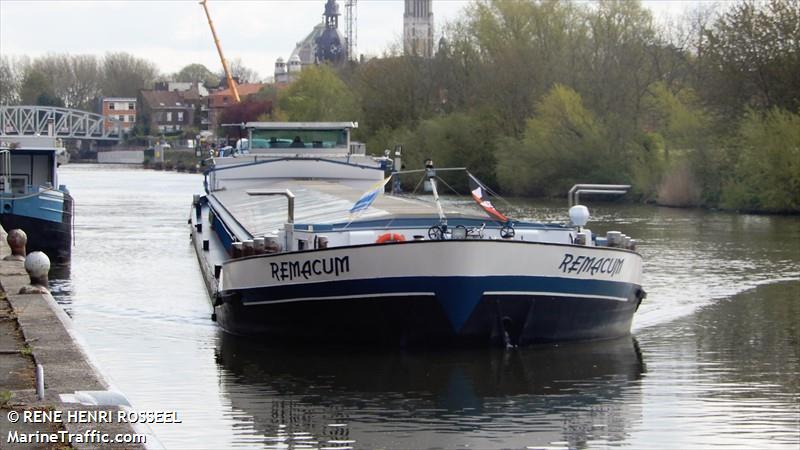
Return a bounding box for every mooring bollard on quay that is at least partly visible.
[0,225,157,448]
[19,251,50,295]
[4,228,27,261]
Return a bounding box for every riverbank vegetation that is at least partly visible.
[276,0,798,213]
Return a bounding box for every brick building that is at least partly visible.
[138,90,195,135]
[100,97,136,134]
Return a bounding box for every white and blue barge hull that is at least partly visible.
[190,121,644,347]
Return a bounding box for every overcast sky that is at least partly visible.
[0,0,705,81]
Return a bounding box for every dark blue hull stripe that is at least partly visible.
[225,275,639,331]
[0,212,72,263]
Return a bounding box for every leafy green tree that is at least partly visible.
[637,82,713,202]
[351,56,435,135]
[496,85,619,196]
[278,66,359,122]
[721,108,800,212]
[642,82,711,153]
[461,0,585,136]
[175,63,217,87]
[393,112,500,191]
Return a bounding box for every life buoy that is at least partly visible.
[375,233,406,244]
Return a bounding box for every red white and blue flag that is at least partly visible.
[468,173,508,222]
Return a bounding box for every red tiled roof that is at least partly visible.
[209,83,265,98]
[207,83,266,108]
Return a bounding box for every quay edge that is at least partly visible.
[0,225,161,449]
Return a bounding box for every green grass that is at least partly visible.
[0,390,12,407]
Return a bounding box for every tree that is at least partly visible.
[101,52,159,97]
[219,58,259,85]
[175,63,217,87]
[28,54,103,110]
[462,0,585,136]
[19,69,58,105]
[68,55,102,110]
[352,56,434,135]
[394,112,500,191]
[5,55,102,110]
[696,0,800,119]
[641,82,711,156]
[218,99,273,138]
[496,85,618,196]
[0,56,24,105]
[721,108,800,212]
[575,0,660,142]
[36,92,65,107]
[278,66,359,122]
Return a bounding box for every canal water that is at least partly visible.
[51,164,799,449]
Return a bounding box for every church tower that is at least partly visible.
[404,0,434,58]
[316,0,347,64]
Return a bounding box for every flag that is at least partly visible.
[468,173,508,222]
[349,177,391,215]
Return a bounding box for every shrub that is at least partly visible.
[721,109,800,212]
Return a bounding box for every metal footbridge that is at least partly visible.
[0,105,122,141]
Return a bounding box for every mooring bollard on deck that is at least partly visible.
[19,251,51,294]
[4,228,27,261]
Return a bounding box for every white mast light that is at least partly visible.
[569,205,590,227]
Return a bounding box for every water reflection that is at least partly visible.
[48,264,73,313]
[215,336,645,449]
[631,281,800,449]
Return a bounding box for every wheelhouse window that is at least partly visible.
[251,129,348,149]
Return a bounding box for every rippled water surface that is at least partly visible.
[51,164,799,449]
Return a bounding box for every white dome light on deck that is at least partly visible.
[569,205,590,227]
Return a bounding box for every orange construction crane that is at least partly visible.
[199,0,240,103]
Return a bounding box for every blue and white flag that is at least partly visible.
[349,177,391,215]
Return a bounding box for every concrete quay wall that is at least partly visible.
[0,227,156,449]
[97,150,144,164]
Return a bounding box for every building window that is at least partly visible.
[166,112,172,122]
[129,103,135,110]
[131,116,136,122]
[109,103,115,110]
[177,111,184,122]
